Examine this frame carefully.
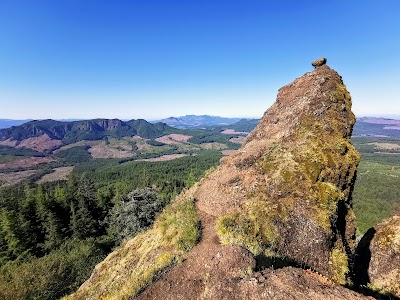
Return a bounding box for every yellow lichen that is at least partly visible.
[375,216,400,253]
[371,268,400,298]
[329,248,349,285]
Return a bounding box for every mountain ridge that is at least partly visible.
[154,115,251,129]
[0,118,177,148]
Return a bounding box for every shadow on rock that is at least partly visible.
[353,227,376,286]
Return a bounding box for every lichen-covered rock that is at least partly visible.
[196,63,360,284]
[357,216,400,297]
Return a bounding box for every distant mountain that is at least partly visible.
[155,115,245,129]
[224,117,400,138]
[353,117,400,138]
[212,118,260,132]
[0,119,32,129]
[0,118,176,151]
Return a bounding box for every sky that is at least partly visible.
[0,0,399,120]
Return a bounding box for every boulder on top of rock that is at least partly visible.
[312,57,327,67]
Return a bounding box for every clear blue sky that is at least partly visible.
[0,0,399,120]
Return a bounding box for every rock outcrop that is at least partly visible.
[196,62,360,284]
[355,216,400,298]
[66,60,370,300]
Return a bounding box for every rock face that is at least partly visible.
[196,62,360,284]
[66,61,368,300]
[355,216,400,297]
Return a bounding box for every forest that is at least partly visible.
[0,150,221,299]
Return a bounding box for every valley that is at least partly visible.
[0,116,399,233]
[0,115,399,299]
[0,118,248,187]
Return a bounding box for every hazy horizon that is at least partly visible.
[1,1,400,120]
[2,113,400,123]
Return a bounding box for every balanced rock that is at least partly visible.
[312,57,327,67]
[356,216,400,297]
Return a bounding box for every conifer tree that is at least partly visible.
[44,211,64,250]
[0,210,25,258]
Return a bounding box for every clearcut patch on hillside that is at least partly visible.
[230,136,246,144]
[88,144,134,159]
[221,129,250,135]
[36,166,74,184]
[0,156,56,171]
[155,134,192,144]
[0,134,63,152]
[0,170,38,186]
[136,154,189,162]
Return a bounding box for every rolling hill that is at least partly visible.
[0,118,177,150]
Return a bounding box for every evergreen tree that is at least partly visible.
[19,197,45,256]
[106,188,163,244]
[74,198,98,239]
[44,211,64,250]
[0,210,25,258]
[70,175,100,239]
[69,203,78,238]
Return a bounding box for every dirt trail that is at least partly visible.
[135,203,230,299]
[136,198,371,300]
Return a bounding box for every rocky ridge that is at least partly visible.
[66,61,375,300]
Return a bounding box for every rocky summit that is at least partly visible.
[65,61,372,300]
[195,61,360,283]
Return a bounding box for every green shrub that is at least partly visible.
[106,188,163,245]
[0,238,106,300]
